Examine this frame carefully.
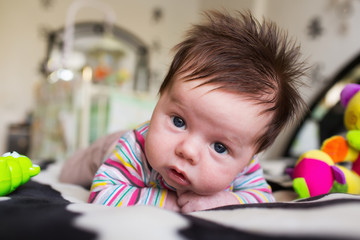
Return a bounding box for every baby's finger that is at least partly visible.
[177,192,192,207]
[180,203,194,214]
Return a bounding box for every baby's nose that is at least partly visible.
[175,137,200,165]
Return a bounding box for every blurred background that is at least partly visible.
[1,0,360,162]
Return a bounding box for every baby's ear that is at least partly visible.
[331,165,346,184]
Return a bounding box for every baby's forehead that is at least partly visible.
[182,77,274,102]
[165,69,276,109]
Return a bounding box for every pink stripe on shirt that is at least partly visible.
[106,159,146,187]
[118,139,144,178]
[128,188,140,206]
[107,185,127,205]
[246,163,261,174]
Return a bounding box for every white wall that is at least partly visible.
[1,0,360,159]
[0,0,201,154]
[262,0,360,159]
[0,0,43,154]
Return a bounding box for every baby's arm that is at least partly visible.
[177,191,239,213]
[89,158,179,211]
[88,131,179,211]
[230,157,275,204]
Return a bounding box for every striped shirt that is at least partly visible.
[88,122,274,207]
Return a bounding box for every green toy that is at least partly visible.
[0,151,40,196]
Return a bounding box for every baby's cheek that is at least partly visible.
[197,167,237,194]
[145,134,160,166]
[146,129,174,168]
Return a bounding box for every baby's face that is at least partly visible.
[145,78,271,195]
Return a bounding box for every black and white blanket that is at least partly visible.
[1,161,360,240]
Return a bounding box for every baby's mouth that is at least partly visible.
[166,167,190,186]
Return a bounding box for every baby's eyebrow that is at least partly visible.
[169,93,184,106]
[224,134,243,147]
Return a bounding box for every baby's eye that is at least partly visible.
[171,116,186,129]
[211,142,228,154]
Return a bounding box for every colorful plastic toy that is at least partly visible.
[288,149,360,198]
[321,83,360,167]
[288,83,360,198]
[0,151,40,196]
[321,83,360,174]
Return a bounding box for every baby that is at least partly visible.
[60,10,307,213]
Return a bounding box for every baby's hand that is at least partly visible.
[177,191,239,213]
[164,191,180,212]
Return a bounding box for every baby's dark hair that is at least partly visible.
[159,10,308,153]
